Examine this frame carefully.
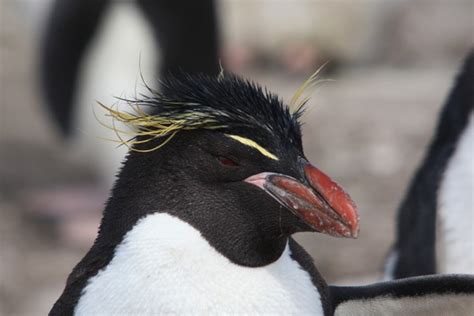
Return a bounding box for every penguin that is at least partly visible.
[40,0,219,186]
[385,50,474,280]
[51,73,474,315]
[41,0,219,136]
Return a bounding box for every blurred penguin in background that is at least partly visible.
[385,50,474,280]
[38,0,219,218]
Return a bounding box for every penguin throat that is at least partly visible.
[170,209,290,267]
[99,205,290,267]
[207,230,289,267]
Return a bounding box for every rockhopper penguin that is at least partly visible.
[386,50,474,279]
[51,73,474,315]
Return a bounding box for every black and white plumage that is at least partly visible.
[51,74,474,315]
[41,0,219,136]
[40,0,219,185]
[386,51,474,280]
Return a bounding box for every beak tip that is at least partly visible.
[338,200,360,239]
[349,212,360,238]
[351,227,359,239]
[351,210,360,238]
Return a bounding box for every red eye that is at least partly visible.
[218,156,238,167]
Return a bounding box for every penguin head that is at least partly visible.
[103,73,359,264]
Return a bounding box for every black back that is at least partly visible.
[392,50,474,278]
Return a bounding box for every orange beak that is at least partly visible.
[245,159,359,238]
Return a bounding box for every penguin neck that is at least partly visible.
[99,161,289,267]
[165,207,289,267]
[100,201,289,267]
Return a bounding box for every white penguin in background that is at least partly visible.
[40,0,219,188]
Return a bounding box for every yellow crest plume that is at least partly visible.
[96,71,309,153]
[95,101,219,153]
[289,62,333,114]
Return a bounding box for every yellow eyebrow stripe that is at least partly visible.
[226,134,279,161]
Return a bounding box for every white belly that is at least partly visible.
[437,112,474,274]
[75,213,323,315]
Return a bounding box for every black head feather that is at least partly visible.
[102,73,305,152]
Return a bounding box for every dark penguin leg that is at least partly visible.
[40,0,111,137]
[389,50,474,279]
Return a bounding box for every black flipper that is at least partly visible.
[331,274,474,315]
[389,50,474,279]
[40,0,112,136]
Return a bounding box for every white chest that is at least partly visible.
[75,213,323,315]
[437,112,474,274]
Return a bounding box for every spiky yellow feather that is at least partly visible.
[289,62,333,113]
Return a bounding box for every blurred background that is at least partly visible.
[1,0,473,314]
